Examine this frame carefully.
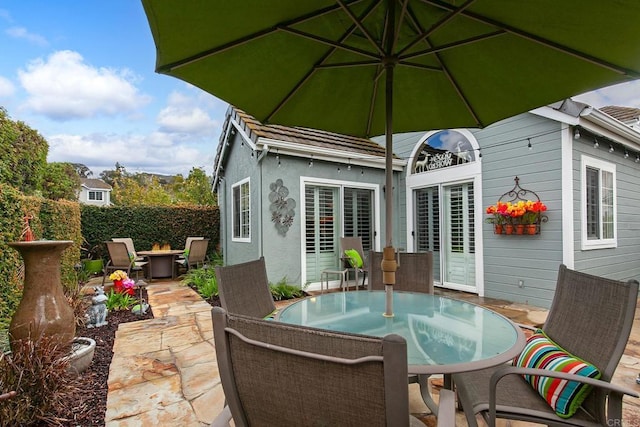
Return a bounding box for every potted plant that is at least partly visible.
[80,239,104,275]
[485,199,547,235]
[485,201,508,234]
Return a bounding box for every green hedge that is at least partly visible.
[80,205,220,261]
[1,198,220,350]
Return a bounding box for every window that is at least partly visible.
[412,130,476,174]
[88,191,103,201]
[343,188,374,252]
[232,178,250,241]
[581,156,616,249]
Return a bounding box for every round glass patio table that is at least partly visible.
[277,290,526,375]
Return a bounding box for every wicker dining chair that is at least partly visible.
[210,306,453,427]
[367,251,434,293]
[453,264,639,427]
[214,256,276,319]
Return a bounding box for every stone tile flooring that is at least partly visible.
[103,281,640,426]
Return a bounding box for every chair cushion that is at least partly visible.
[344,249,363,268]
[514,329,601,418]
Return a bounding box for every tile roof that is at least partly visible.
[600,105,640,124]
[231,107,386,158]
[80,178,112,190]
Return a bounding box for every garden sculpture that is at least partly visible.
[86,286,108,328]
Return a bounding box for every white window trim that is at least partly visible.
[580,155,617,250]
[88,190,104,201]
[299,176,381,288]
[232,177,251,243]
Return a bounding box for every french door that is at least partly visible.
[414,181,476,291]
[305,185,374,283]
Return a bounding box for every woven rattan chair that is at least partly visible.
[210,306,453,427]
[369,250,437,413]
[102,241,148,286]
[214,256,276,319]
[453,264,639,427]
[175,238,209,274]
[340,236,368,290]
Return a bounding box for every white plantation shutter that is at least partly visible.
[414,187,439,252]
[343,188,373,252]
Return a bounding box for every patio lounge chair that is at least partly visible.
[214,256,276,319]
[340,236,368,290]
[112,237,145,262]
[102,241,148,286]
[210,306,454,427]
[453,264,639,427]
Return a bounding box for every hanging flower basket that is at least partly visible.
[486,177,548,236]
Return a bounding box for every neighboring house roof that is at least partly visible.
[80,178,112,190]
[599,105,640,125]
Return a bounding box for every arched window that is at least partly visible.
[412,130,476,174]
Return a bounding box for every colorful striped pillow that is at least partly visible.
[514,330,601,418]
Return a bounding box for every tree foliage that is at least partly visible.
[102,163,215,206]
[0,107,48,194]
[175,167,217,205]
[41,162,81,200]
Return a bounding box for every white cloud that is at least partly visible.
[157,90,218,134]
[6,26,48,47]
[157,106,216,134]
[47,131,214,177]
[0,76,15,97]
[574,81,640,109]
[18,50,151,120]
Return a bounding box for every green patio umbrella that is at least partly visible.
[142,0,640,316]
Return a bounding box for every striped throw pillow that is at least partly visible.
[514,330,601,418]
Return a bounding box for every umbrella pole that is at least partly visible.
[382,1,396,317]
[382,63,396,316]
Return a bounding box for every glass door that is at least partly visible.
[413,182,476,291]
[305,185,339,282]
[442,182,476,289]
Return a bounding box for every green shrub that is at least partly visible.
[269,277,306,301]
[182,267,219,299]
[105,290,138,311]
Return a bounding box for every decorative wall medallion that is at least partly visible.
[269,179,296,236]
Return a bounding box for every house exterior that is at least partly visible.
[213,100,640,308]
[78,178,112,206]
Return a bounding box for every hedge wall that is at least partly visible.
[80,205,220,263]
[0,184,82,346]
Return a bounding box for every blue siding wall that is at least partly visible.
[572,137,640,283]
[478,113,563,308]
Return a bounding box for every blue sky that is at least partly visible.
[0,1,228,177]
[0,2,639,178]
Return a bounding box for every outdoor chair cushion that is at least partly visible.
[344,249,363,268]
[513,329,601,418]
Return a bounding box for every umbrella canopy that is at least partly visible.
[142,0,640,314]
